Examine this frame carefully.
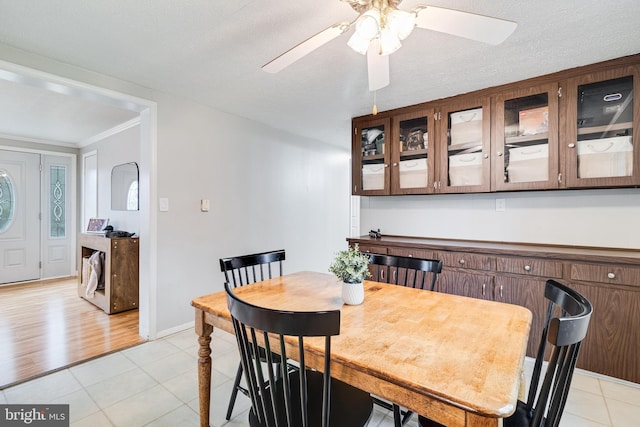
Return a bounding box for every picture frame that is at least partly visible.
[86,218,109,233]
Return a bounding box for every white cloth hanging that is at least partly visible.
[85,251,104,298]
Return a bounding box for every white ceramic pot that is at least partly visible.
[342,281,364,305]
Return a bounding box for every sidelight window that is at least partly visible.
[50,165,66,238]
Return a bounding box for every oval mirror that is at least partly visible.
[111,162,139,211]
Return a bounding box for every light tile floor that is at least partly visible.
[1,328,639,427]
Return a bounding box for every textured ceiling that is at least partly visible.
[0,0,639,147]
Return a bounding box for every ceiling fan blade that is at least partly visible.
[367,41,389,91]
[414,6,517,45]
[262,22,351,73]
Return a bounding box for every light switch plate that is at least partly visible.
[201,199,210,212]
[159,198,169,212]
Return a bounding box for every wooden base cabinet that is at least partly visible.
[78,233,139,314]
[569,282,640,383]
[347,235,640,384]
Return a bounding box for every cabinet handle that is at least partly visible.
[482,283,486,295]
[483,154,489,159]
[497,151,503,157]
[384,164,389,168]
[568,143,576,148]
[393,271,397,281]
[459,259,465,265]
[393,163,398,167]
[381,269,385,280]
[557,173,563,183]
[499,285,503,298]
[408,254,413,257]
[607,272,616,279]
[524,265,531,272]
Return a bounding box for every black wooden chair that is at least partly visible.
[367,253,442,291]
[221,249,286,288]
[224,282,374,427]
[220,249,286,420]
[367,253,443,426]
[419,279,593,427]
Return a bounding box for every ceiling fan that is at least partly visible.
[262,0,517,91]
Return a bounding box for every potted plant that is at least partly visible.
[329,244,371,305]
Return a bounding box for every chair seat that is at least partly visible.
[417,415,443,427]
[502,400,532,427]
[248,369,373,427]
[419,400,531,427]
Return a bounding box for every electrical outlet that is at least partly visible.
[496,198,506,212]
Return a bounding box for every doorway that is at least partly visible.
[0,60,157,339]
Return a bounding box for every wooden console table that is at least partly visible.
[77,233,139,314]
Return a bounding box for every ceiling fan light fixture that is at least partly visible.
[389,9,416,40]
[378,27,401,55]
[347,31,371,55]
[355,9,381,40]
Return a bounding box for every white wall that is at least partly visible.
[153,93,351,332]
[360,188,640,249]
[81,125,141,234]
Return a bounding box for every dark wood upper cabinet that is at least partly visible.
[493,83,560,191]
[562,65,640,188]
[437,96,491,194]
[352,116,391,195]
[352,54,640,195]
[390,108,436,195]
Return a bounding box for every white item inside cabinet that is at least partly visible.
[577,136,633,178]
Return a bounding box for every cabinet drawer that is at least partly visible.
[570,263,640,287]
[356,244,387,255]
[496,257,563,278]
[388,247,434,259]
[437,251,494,271]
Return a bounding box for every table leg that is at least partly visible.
[195,309,214,427]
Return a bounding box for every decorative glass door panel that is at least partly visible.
[352,117,390,195]
[439,97,491,193]
[391,109,435,194]
[494,84,559,191]
[564,66,640,187]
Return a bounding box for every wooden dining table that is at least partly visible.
[192,271,532,427]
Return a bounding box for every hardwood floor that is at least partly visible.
[0,277,145,389]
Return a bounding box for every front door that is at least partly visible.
[0,150,40,284]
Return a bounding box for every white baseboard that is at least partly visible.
[155,321,194,339]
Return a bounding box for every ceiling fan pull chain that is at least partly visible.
[372,90,378,115]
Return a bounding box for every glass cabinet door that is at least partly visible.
[352,117,390,195]
[494,84,559,191]
[391,109,435,194]
[438,97,491,193]
[564,66,640,187]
